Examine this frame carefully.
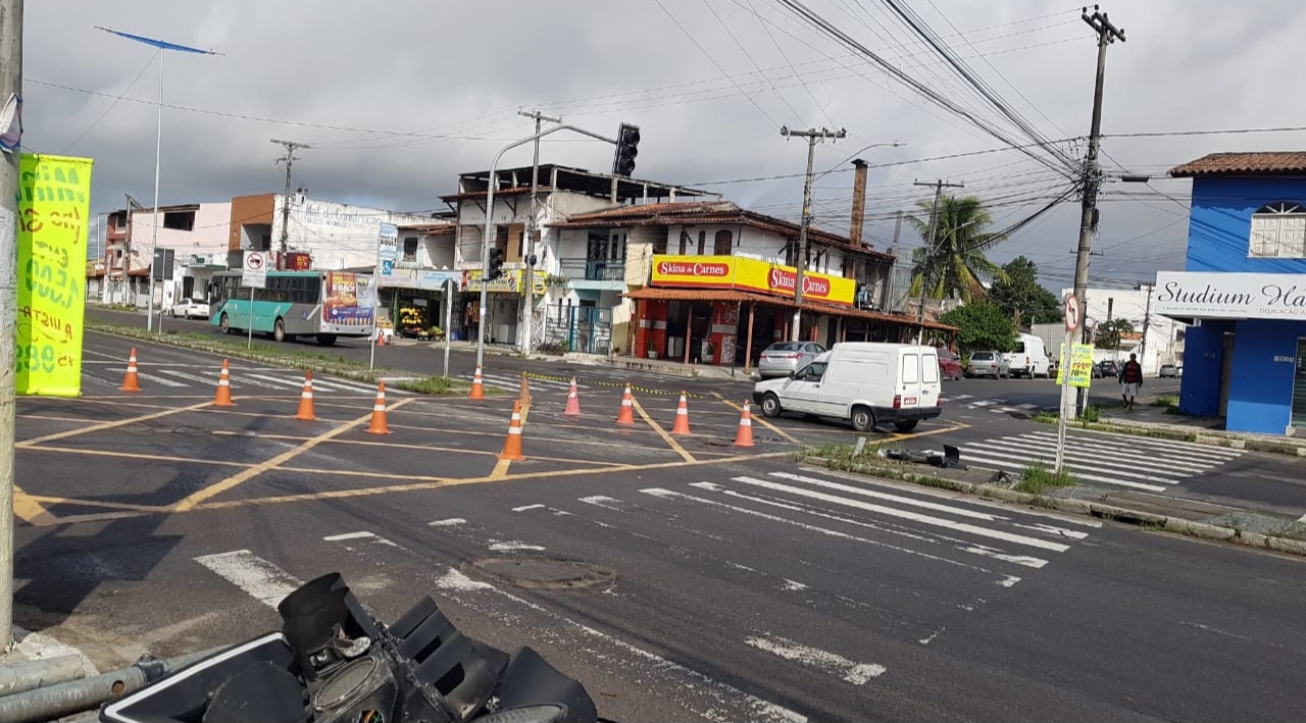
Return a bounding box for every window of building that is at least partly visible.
[403,237,419,262]
[678,230,690,255]
[697,230,707,255]
[163,210,195,231]
[1250,202,1306,258]
[713,230,732,255]
[506,223,525,262]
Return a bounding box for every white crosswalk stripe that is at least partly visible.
[467,372,578,391]
[134,371,186,388]
[952,430,1242,492]
[79,366,400,395]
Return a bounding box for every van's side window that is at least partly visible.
[800,362,827,381]
[902,353,920,384]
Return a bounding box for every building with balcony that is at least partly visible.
[439,164,713,351]
[101,201,231,309]
[1155,151,1306,435]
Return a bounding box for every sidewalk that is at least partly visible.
[1093,401,1306,457]
[385,337,752,382]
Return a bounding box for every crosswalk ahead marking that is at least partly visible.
[952,430,1243,492]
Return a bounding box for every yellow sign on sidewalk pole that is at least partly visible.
[16,154,94,397]
[1056,343,1095,389]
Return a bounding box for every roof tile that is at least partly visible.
[1170,152,1306,177]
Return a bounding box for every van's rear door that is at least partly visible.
[898,350,922,410]
[919,349,940,408]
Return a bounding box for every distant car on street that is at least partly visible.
[936,347,963,380]
[965,350,1010,379]
[1159,363,1179,378]
[169,298,211,320]
[1096,360,1121,379]
[757,341,827,378]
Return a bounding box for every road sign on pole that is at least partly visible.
[242,251,267,289]
[1055,293,1079,474]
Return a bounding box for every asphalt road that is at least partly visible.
[13,332,1306,722]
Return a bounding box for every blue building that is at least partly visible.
[1156,152,1306,435]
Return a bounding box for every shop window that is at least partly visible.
[713,230,732,255]
[403,237,419,262]
[1250,202,1306,258]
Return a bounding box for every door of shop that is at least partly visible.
[544,303,613,355]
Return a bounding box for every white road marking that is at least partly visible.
[488,540,546,552]
[962,441,1187,485]
[644,488,1019,585]
[579,495,625,511]
[156,368,218,385]
[135,372,187,388]
[961,546,1048,569]
[195,550,302,609]
[780,579,808,591]
[919,628,944,645]
[745,633,886,685]
[1023,431,1235,469]
[1013,523,1090,540]
[429,518,466,527]
[954,450,1170,493]
[513,504,546,512]
[1068,427,1247,457]
[243,373,309,390]
[323,531,375,541]
[768,471,1006,521]
[731,476,1071,553]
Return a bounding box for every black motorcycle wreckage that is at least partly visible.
[99,573,607,723]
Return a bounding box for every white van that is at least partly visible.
[1004,333,1050,378]
[752,343,943,433]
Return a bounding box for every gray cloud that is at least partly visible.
[23,0,1306,289]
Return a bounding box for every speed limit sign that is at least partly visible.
[1064,294,1080,332]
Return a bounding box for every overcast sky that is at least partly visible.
[23,0,1306,289]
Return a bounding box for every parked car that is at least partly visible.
[1002,333,1051,378]
[1158,363,1179,378]
[753,343,943,432]
[757,341,826,378]
[936,347,963,380]
[965,350,1010,379]
[1096,360,1121,379]
[169,298,211,319]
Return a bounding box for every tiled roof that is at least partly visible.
[1169,152,1306,177]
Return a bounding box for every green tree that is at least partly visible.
[908,195,1008,303]
[989,256,1063,328]
[938,301,1018,356]
[1096,317,1135,351]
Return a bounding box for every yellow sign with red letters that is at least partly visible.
[650,255,854,306]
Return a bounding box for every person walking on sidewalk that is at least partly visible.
[1118,352,1144,410]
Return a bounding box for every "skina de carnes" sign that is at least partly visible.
[650,254,854,306]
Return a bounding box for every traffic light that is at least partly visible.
[612,122,640,177]
[487,247,505,280]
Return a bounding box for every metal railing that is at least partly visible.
[558,257,625,282]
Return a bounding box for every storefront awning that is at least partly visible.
[623,287,955,332]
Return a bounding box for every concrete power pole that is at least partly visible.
[271,139,310,269]
[0,0,21,651]
[517,110,561,355]
[781,126,845,342]
[1070,5,1126,415]
[912,179,964,344]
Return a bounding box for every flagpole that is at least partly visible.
[146,48,162,333]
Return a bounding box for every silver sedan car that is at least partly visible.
[966,350,1010,378]
[757,341,827,378]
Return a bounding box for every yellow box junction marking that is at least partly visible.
[712,393,800,444]
[631,396,695,463]
[17,401,214,448]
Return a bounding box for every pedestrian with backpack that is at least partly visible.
[1119,352,1144,410]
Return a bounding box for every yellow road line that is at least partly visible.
[20,445,258,468]
[208,430,625,467]
[45,511,146,525]
[886,422,970,442]
[712,393,800,444]
[24,495,167,513]
[13,487,58,526]
[171,398,415,511]
[17,401,214,447]
[631,397,695,463]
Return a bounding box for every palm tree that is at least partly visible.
[907,195,1009,303]
[1096,317,1135,351]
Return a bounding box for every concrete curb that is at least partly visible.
[801,457,1306,558]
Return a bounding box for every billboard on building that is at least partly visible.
[650,255,855,306]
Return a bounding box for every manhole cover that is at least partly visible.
[473,559,615,589]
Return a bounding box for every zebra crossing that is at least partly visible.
[463,367,664,395]
[950,428,1244,492]
[940,393,1043,414]
[78,362,391,395]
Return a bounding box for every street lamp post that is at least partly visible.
[96,27,219,334]
[475,125,618,372]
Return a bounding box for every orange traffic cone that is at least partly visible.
[376,331,386,347]
[616,383,636,425]
[518,372,532,408]
[120,347,141,392]
[295,370,317,421]
[469,365,485,400]
[366,381,391,434]
[733,401,755,447]
[671,391,692,435]
[563,377,581,417]
[213,359,234,407]
[498,400,526,461]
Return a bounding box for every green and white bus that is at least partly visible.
[207,270,374,346]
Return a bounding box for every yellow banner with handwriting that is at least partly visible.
[16,154,94,396]
[1055,342,1094,389]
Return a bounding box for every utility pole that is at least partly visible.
[781,126,845,341]
[517,110,561,355]
[912,179,964,344]
[1138,282,1153,366]
[1069,5,1125,416]
[272,139,310,270]
[0,0,21,651]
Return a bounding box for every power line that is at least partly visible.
[58,50,159,154]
